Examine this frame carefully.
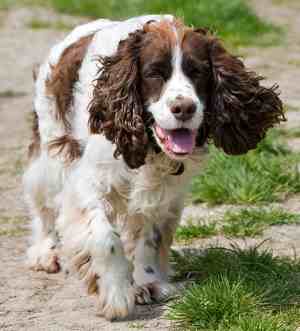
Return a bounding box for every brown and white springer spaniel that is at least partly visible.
[23,15,284,320]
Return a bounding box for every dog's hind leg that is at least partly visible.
[23,152,62,273]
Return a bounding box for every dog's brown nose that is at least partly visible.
[170,97,196,121]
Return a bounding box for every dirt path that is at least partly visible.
[0,2,300,330]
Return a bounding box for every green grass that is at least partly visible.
[169,276,260,330]
[168,245,300,330]
[175,208,300,241]
[0,216,28,237]
[0,0,10,9]
[0,89,27,98]
[27,18,74,30]
[284,104,300,112]
[54,0,281,47]
[222,208,300,237]
[0,0,49,9]
[191,131,300,205]
[2,0,281,47]
[175,222,218,241]
[277,127,300,138]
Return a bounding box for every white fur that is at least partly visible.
[24,15,207,321]
[148,28,204,131]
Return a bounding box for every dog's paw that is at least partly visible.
[97,277,135,321]
[27,238,60,273]
[140,281,185,303]
[134,284,152,305]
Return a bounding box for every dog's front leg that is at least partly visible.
[60,195,136,320]
[133,199,184,302]
[57,163,153,320]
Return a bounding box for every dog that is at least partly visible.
[23,15,284,320]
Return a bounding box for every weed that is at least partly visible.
[191,132,300,205]
[175,222,218,241]
[27,18,73,30]
[222,208,300,237]
[169,245,300,330]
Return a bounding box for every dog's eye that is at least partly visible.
[144,63,171,82]
[192,64,210,78]
[144,70,166,81]
[183,59,210,81]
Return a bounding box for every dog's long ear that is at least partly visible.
[89,29,148,169]
[207,37,285,155]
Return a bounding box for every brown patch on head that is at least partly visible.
[139,20,176,104]
[46,34,93,130]
[48,134,83,163]
[144,19,177,45]
[181,28,212,101]
[28,111,41,160]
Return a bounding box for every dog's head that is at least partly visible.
[89,19,284,169]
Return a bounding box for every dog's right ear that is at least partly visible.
[89,29,149,169]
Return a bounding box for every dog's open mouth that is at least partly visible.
[154,125,197,156]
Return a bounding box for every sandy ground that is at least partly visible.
[0,1,300,330]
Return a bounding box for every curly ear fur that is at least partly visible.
[89,30,149,169]
[207,38,285,155]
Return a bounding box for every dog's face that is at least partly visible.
[139,22,211,159]
[89,19,284,169]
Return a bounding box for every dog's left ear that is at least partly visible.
[207,37,285,155]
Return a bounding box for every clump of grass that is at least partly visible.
[227,312,298,331]
[169,276,260,330]
[0,90,26,98]
[191,131,300,205]
[11,157,24,176]
[0,0,50,9]
[175,208,300,241]
[169,245,300,330]
[284,104,300,112]
[0,227,27,237]
[49,0,281,47]
[0,215,26,225]
[0,216,28,237]
[0,0,10,9]
[222,208,300,237]
[175,222,217,241]
[276,127,300,138]
[27,18,73,30]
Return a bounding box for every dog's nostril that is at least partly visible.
[172,105,182,114]
[170,98,197,121]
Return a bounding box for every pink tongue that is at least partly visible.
[167,129,196,154]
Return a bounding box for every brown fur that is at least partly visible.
[46,34,93,162]
[48,135,83,163]
[46,34,93,130]
[89,20,284,169]
[72,251,99,295]
[89,29,149,169]
[28,111,41,160]
[206,34,285,154]
[88,21,177,169]
[182,28,284,154]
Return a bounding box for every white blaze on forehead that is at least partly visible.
[164,25,204,120]
[147,22,204,131]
